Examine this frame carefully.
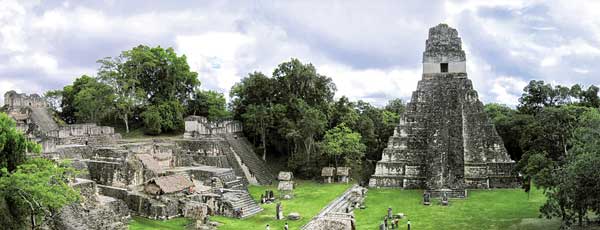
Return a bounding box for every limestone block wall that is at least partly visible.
[184,116,243,137]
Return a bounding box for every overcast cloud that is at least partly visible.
[1,0,599,107]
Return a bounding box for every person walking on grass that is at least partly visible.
[266,224,270,230]
[407,219,411,230]
[284,222,289,230]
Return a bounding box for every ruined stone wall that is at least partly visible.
[4,90,47,108]
[184,116,243,137]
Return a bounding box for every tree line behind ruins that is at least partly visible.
[2,44,600,228]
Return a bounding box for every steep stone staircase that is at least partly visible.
[30,107,59,133]
[224,134,275,185]
[224,190,263,218]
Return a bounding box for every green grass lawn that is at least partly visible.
[355,185,559,230]
[128,182,560,230]
[127,181,351,230]
[129,216,191,230]
[213,181,352,230]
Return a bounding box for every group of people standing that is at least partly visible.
[380,207,411,230]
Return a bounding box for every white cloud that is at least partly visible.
[2,0,600,109]
[175,32,255,93]
[490,76,528,106]
[319,64,421,106]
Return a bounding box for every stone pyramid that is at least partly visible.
[368,24,518,198]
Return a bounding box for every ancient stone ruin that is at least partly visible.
[369,24,519,198]
[277,171,294,199]
[301,185,367,230]
[322,167,335,183]
[184,115,275,185]
[3,91,121,153]
[3,91,278,229]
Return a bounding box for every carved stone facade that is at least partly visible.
[369,24,519,197]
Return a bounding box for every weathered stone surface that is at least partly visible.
[369,24,519,197]
[321,167,335,177]
[278,171,293,181]
[48,178,130,230]
[184,116,242,137]
[288,212,301,220]
[301,185,366,230]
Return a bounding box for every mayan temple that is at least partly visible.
[368,24,519,198]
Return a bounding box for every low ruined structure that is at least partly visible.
[322,167,335,183]
[336,167,350,183]
[277,171,294,199]
[145,174,195,195]
[369,24,519,198]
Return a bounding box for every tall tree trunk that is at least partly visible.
[262,129,267,161]
[123,114,129,133]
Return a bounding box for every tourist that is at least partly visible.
[393,218,399,229]
[384,216,388,228]
[284,222,289,230]
[407,219,411,230]
[266,224,270,230]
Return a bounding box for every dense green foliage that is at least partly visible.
[0,113,78,229]
[44,45,226,135]
[485,80,600,228]
[187,90,230,121]
[230,59,404,181]
[321,123,366,168]
[0,113,41,173]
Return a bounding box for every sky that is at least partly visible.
[1,0,600,107]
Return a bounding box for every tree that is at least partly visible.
[242,104,272,161]
[321,123,366,167]
[0,158,79,230]
[121,45,199,104]
[59,75,97,124]
[73,79,114,123]
[0,113,41,174]
[484,103,532,161]
[188,90,230,121]
[97,56,146,133]
[0,112,78,229]
[142,100,185,135]
[329,96,359,129]
[539,109,600,228]
[384,98,406,116]
[580,85,600,108]
[43,90,62,113]
[297,101,327,164]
